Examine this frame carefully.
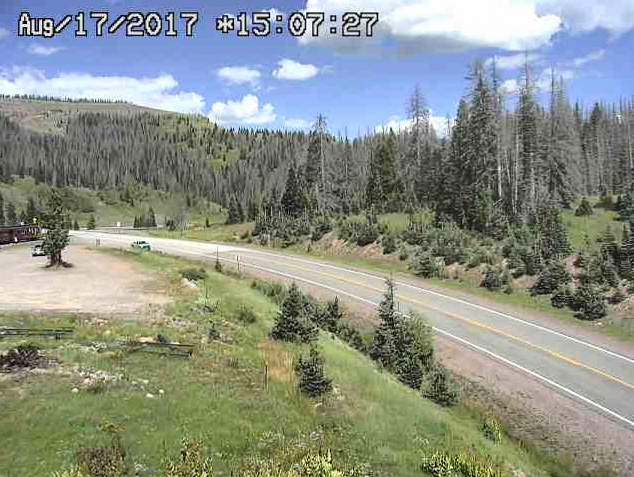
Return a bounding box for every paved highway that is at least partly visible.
[72,230,634,430]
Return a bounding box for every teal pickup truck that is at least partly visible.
[131,240,151,252]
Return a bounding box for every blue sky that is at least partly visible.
[0,0,633,135]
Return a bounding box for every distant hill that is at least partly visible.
[0,97,172,134]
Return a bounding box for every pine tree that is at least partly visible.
[148,207,157,227]
[322,296,343,334]
[370,278,399,368]
[87,214,96,230]
[270,283,318,343]
[518,62,540,215]
[0,192,4,226]
[6,202,17,225]
[377,131,398,205]
[575,197,593,216]
[422,363,459,406]
[281,162,305,218]
[42,188,70,266]
[26,197,38,224]
[73,219,79,231]
[365,153,382,211]
[531,260,571,295]
[295,347,333,398]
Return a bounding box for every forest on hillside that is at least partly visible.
[1,60,633,232]
[2,60,634,325]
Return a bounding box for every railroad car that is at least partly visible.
[0,225,42,245]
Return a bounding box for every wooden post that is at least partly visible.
[264,363,269,392]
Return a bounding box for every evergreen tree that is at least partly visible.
[518,63,540,215]
[225,197,240,225]
[87,214,96,230]
[270,283,318,343]
[365,152,382,211]
[26,197,38,224]
[0,192,4,226]
[575,197,593,216]
[148,207,157,227]
[281,162,305,218]
[571,285,607,321]
[377,131,398,205]
[295,347,333,398]
[42,188,70,266]
[422,363,459,406]
[370,278,399,368]
[5,202,17,225]
[322,297,343,334]
[531,260,571,295]
[73,219,80,231]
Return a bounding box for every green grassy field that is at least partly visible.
[0,178,222,229]
[0,249,564,476]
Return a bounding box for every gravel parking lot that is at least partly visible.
[0,244,170,318]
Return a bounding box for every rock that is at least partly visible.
[141,379,149,385]
[159,389,165,394]
[71,387,79,394]
[146,393,155,399]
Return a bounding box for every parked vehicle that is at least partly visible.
[131,240,151,251]
[31,244,46,257]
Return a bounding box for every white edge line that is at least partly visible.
[80,236,634,430]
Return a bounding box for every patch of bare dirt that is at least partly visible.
[0,244,170,319]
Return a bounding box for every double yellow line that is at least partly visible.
[246,253,634,392]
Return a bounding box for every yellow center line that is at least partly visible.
[242,253,634,392]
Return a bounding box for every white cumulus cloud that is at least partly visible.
[570,49,605,67]
[299,0,634,54]
[217,66,261,87]
[284,118,312,129]
[376,113,452,138]
[272,59,320,80]
[536,0,634,36]
[27,44,64,56]
[301,0,562,53]
[485,53,542,70]
[0,66,205,114]
[209,94,276,125]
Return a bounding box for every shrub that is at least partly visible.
[481,416,502,443]
[180,267,207,282]
[421,449,505,477]
[336,322,366,353]
[480,267,509,291]
[551,286,573,309]
[165,436,213,477]
[251,279,287,304]
[76,422,126,477]
[0,343,42,370]
[382,233,397,254]
[422,363,459,407]
[572,285,607,320]
[54,466,87,477]
[608,288,627,304]
[575,197,594,216]
[531,260,570,295]
[236,304,257,324]
[295,347,332,398]
[214,256,223,273]
[412,251,435,278]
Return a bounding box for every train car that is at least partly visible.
[0,225,42,245]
